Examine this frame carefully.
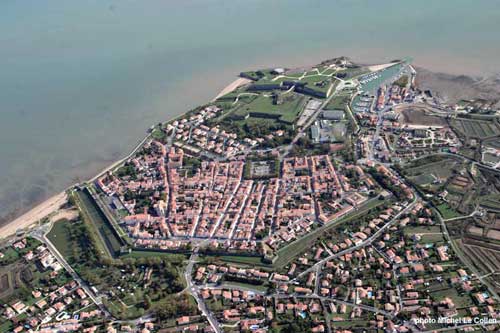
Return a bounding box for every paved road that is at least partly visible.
[196,283,267,296]
[185,251,223,333]
[197,283,395,319]
[290,294,395,319]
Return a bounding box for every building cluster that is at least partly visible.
[1,239,97,333]
[200,287,337,333]
[374,84,412,111]
[193,264,270,285]
[102,322,159,333]
[189,199,500,331]
[262,156,375,250]
[301,202,499,331]
[357,118,461,162]
[98,147,378,253]
[395,126,460,151]
[198,285,419,333]
[164,105,258,158]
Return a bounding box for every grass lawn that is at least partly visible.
[47,219,74,258]
[436,203,462,219]
[419,233,446,243]
[411,174,436,186]
[0,321,13,333]
[121,250,188,261]
[151,127,166,141]
[325,94,352,111]
[203,254,266,267]
[403,225,442,235]
[103,298,145,320]
[429,287,474,308]
[479,194,500,210]
[297,75,334,95]
[222,281,269,293]
[0,247,20,265]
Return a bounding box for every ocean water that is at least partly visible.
[1,0,499,223]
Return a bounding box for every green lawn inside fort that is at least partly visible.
[226,93,307,124]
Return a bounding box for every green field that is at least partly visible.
[436,203,462,219]
[404,157,460,180]
[412,173,436,186]
[121,250,189,261]
[429,288,474,308]
[403,225,442,235]
[324,93,352,111]
[240,69,279,81]
[403,156,464,194]
[222,281,269,293]
[420,233,446,243]
[200,253,270,269]
[47,219,74,258]
[45,217,103,274]
[402,226,445,243]
[479,194,500,211]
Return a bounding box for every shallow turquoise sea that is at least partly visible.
[1,0,499,222]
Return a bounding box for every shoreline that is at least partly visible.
[0,192,67,239]
[0,77,249,240]
[0,131,154,240]
[212,77,252,101]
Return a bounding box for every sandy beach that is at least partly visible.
[0,192,67,239]
[212,77,252,101]
[367,62,397,72]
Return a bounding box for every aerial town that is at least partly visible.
[2,57,500,333]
